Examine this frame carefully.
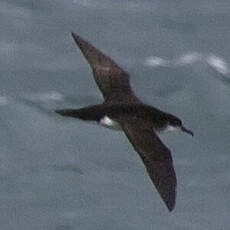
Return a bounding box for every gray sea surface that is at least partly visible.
[1,0,230,229]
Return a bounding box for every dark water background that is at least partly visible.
[1,0,230,229]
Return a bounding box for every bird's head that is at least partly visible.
[167,116,194,136]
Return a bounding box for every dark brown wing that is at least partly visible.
[120,121,177,211]
[71,32,141,104]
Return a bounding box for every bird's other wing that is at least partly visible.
[71,32,141,104]
[120,120,177,211]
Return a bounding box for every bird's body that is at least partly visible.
[57,103,181,132]
[56,32,193,211]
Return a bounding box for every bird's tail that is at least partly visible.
[55,105,103,121]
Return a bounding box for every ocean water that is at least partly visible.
[0,0,230,229]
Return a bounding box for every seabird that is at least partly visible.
[56,32,193,211]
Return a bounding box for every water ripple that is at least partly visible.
[145,52,229,77]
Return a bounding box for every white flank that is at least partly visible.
[99,116,121,130]
[100,116,116,126]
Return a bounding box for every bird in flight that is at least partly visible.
[56,32,193,211]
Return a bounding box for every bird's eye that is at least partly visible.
[177,120,182,126]
[172,119,182,126]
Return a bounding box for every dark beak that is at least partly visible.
[181,126,194,136]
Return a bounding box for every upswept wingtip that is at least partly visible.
[71,32,81,45]
[167,200,175,212]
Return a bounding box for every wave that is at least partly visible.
[21,91,64,102]
[144,52,229,76]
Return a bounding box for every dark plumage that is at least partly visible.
[56,32,193,211]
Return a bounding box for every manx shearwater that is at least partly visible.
[56,32,193,211]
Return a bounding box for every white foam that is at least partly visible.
[206,54,229,75]
[145,52,230,77]
[73,0,93,7]
[23,91,64,102]
[144,56,169,67]
[145,52,201,68]
[40,91,64,101]
[173,52,201,66]
[0,96,10,106]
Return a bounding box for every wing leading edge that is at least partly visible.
[71,32,141,104]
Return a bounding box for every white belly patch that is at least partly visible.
[99,116,121,130]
